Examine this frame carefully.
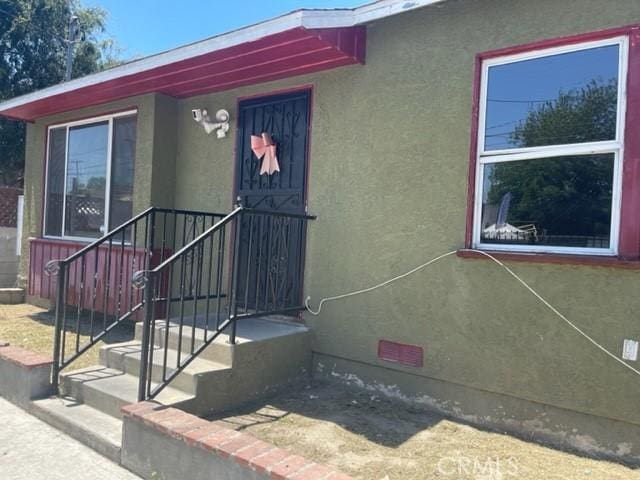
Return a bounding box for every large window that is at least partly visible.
[44,111,137,240]
[473,37,627,255]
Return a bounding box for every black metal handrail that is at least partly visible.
[135,206,316,401]
[49,207,226,391]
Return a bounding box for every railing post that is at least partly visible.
[137,271,155,402]
[51,262,66,393]
[145,209,156,274]
[228,211,243,345]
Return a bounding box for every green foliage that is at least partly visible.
[510,79,618,148]
[487,155,614,236]
[487,80,617,238]
[84,176,106,192]
[0,0,120,186]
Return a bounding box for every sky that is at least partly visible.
[484,44,619,150]
[83,0,366,58]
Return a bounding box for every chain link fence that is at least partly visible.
[0,187,22,228]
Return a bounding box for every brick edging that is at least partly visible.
[0,343,52,369]
[122,402,353,480]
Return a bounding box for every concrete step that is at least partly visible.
[60,366,195,419]
[135,316,310,366]
[99,341,232,394]
[135,320,233,365]
[30,396,122,463]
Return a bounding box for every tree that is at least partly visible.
[510,79,617,149]
[0,0,119,186]
[487,80,617,239]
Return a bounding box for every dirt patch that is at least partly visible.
[211,382,640,480]
[0,303,134,370]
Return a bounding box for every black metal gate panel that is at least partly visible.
[234,90,311,311]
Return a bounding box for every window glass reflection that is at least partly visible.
[481,154,614,249]
[64,122,109,238]
[109,116,137,230]
[484,45,619,151]
[45,128,66,237]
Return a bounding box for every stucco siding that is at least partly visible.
[170,0,640,433]
[18,0,640,456]
[20,93,161,285]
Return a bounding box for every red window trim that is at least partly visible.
[456,249,640,270]
[465,24,640,261]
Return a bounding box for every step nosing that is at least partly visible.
[31,398,123,441]
[103,348,232,373]
[31,398,123,462]
[63,367,195,402]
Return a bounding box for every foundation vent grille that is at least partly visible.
[377,340,423,367]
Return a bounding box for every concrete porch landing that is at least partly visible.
[32,316,311,462]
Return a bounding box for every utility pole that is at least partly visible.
[65,15,80,81]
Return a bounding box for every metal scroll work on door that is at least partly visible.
[234,90,311,311]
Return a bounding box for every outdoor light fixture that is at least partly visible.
[191,108,230,138]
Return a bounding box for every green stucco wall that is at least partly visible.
[20,0,640,460]
[20,93,175,284]
[168,0,640,453]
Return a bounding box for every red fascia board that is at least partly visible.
[0,26,366,122]
[171,27,365,98]
[312,26,367,62]
[175,57,356,99]
[135,27,365,97]
[113,29,317,88]
[34,41,334,112]
[104,39,329,95]
[169,51,354,98]
[2,28,314,119]
[161,45,339,96]
[70,29,320,102]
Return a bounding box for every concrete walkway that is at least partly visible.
[0,397,139,480]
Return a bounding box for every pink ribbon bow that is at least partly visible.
[251,132,280,175]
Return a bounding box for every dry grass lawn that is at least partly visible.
[213,383,640,480]
[0,303,134,370]
[3,304,638,479]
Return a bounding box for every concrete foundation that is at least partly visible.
[0,226,18,288]
[0,287,25,304]
[0,344,53,406]
[313,352,640,466]
[120,402,350,480]
[122,417,266,480]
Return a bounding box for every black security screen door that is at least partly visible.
[234,90,311,311]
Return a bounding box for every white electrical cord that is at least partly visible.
[305,250,457,315]
[305,248,640,378]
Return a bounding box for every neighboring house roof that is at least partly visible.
[0,0,444,122]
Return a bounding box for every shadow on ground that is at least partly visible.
[7,307,135,345]
[208,381,442,448]
[0,304,136,369]
[205,380,640,480]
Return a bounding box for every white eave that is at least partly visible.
[0,0,443,114]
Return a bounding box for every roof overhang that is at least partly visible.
[0,0,443,122]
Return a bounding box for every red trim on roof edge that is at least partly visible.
[1,26,365,122]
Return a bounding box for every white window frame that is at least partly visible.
[43,109,137,242]
[473,36,629,256]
